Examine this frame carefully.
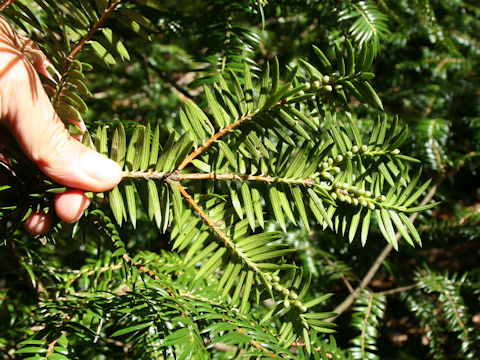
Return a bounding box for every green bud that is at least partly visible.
[352,145,359,153]
[360,199,368,207]
[300,306,308,313]
[284,299,291,308]
[392,149,401,155]
[335,155,344,163]
[361,145,368,153]
[290,292,298,300]
[360,72,375,80]
[325,85,333,92]
[345,195,352,204]
[365,190,372,197]
[282,288,290,296]
[272,275,280,283]
[323,75,330,83]
[321,171,331,179]
[331,192,338,200]
[346,151,353,159]
[368,202,376,210]
[352,198,359,206]
[338,194,346,202]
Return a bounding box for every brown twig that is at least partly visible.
[177,110,257,171]
[330,178,442,321]
[290,342,333,358]
[123,170,315,187]
[69,263,123,284]
[430,276,471,338]
[174,172,314,185]
[208,328,277,357]
[236,328,276,358]
[50,0,122,119]
[376,284,416,296]
[47,314,71,355]
[67,0,122,62]
[175,181,237,250]
[360,293,375,356]
[122,253,161,281]
[93,317,104,344]
[88,212,167,286]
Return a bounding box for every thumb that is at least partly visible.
[29,121,123,193]
[1,42,122,192]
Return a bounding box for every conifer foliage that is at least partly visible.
[1,0,479,359]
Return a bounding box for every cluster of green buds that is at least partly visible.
[301,75,333,96]
[319,145,370,180]
[317,144,395,209]
[330,182,387,210]
[320,156,341,180]
[345,144,370,159]
[338,144,401,161]
[264,273,307,313]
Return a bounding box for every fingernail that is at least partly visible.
[80,150,122,188]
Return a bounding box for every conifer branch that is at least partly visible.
[174,181,317,322]
[331,178,442,320]
[432,277,470,338]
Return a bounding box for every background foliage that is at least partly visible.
[1,0,480,359]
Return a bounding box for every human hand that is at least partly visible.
[0,16,122,235]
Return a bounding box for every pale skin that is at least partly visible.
[0,16,122,235]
